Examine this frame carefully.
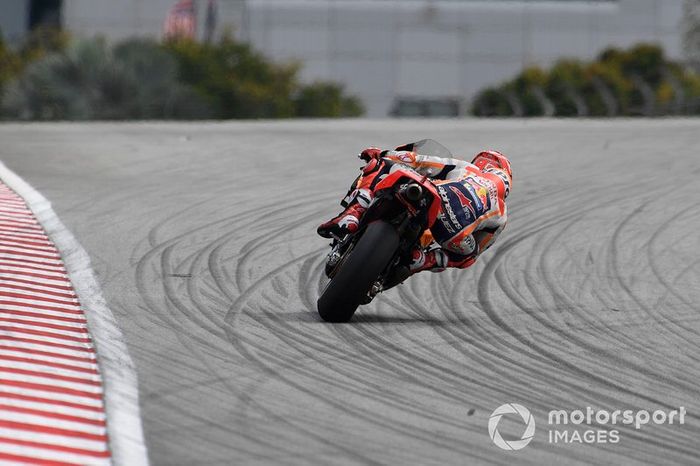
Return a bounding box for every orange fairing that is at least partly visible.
[374,169,442,225]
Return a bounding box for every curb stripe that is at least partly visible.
[0,326,92,343]
[0,392,104,413]
[0,379,102,399]
[0,437,109,458]
[0,421,106,441]
[0,222,43,231]
[0,336,94,353]
[0,285,76,299]
[0,367,101,386]
[0,348,95,365]
[0,310,85,324]
[0,345,96,363]
[0,240,55,251]
[0,355,97,374]
[0,451,79,465]
[0,231,50,241]
[0,318,86,333]
[0,276,73,291]
[0,302,83,315]
[0,271,69,282]
[1,303,81,313]
[0,261,69,272]
[0,180,110,464]
[0,164,148,465]
[0,387,103,408]
[0,249,60,261]
[0,405,105,427]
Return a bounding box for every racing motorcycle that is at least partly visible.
[317,140,452,322]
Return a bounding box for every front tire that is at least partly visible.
[317,220,399,322]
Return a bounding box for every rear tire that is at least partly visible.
[317,220,399,322]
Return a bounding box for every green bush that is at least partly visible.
[0,30,365,120]
[512,67,549,116]
[2,38,212,120]
[546,60,587,116]
[471,87,514,117]
[163,36,364,119]
[0,35,21,95]
[293,82,364,117]
[472,43,700,117]
[0,26,68,101]
[163,36,298,118]
[18,26,70,63]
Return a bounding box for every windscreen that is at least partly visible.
[395,139,453,158]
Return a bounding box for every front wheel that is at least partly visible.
[317,220,399,322]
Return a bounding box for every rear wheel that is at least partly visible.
[317,220,399,322]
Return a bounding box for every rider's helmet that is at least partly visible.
[472,150,512,197]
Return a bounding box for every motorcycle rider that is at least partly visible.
[317,145,512,276]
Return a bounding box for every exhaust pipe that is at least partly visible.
[405,183,423,201]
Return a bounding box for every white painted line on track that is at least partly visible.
[0,162,149,465]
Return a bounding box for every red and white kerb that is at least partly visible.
[0,182,110,465]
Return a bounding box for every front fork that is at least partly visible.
[325,233,352,279]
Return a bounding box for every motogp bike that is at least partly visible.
[317,139,452,322]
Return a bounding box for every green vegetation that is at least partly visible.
[2,38,211,120]
[0,29,364,120]
[472,44,700,117]
[293,82,365,118]
[1,27,69,102]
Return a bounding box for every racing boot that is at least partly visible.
[409,245,449,274]
[384,246,449,290]
[317,202,366,238]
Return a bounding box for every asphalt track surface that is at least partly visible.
[1,119,699,465]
